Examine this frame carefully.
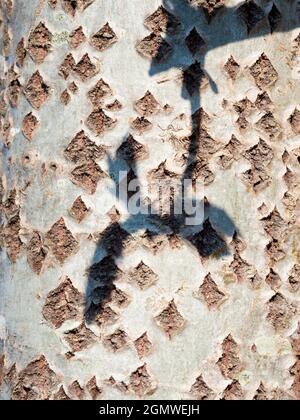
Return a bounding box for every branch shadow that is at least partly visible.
[85,0,300,324]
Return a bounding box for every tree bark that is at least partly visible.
[0,0,300,400]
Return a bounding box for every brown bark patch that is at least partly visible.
[185,27,206,56]
[288,265,300,293]
[135,91,160,117]
[4,213,21,263]
[103,329,129,352]
[24,71,50,110]
[16,37,27,67]
[71,160,106,194]
[144,6,181,34]
[60,89,71,106]
[45,218,78,264]
[217,334,242,380]
[87,79,112,107]
[237,1,265,34]
[27,231,47,274]
[190,375,214,400]
[69,196,89,223]
[129,364,156,397]
[134,332,152,359]
[250,53,278,89]
[196,273,226,309]
[222,380,244,400]
[224,56,240,80]
[64,323,96,352]
[28,22,52,64]
[69,26,86,49]
[65,130,107,163]
[90,23,117,52]
[129,261,158,290]
[267,293,296,331]
[155,299,186,339]
[22,112,39,141]
[43,277,83,328]
[86,376,102,400]
[136,32,173,62]
[86,107,116,136]
[74,53,98,82]
[59,53,76,80]
[12,356,58,400]
[52,386,70,400]
[191,219,227,259]
[289,108,300,135]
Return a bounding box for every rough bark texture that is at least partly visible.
[0,0,300,400]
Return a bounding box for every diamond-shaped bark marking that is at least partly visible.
[65,130,107,163]
[183,62,209,95]
[217,335,242,380]
[130,261,158,290]
[218,135,242,169]
[155,300,186,339]
[129,364,156,397]
[185,27,206,56]
[86,302,119,328]
[190,375,214,400]
[283,167,299,191]
[53,386,71,400]
[266,239,286,264]
[191,219,227,258]
[144,6,181,34]
[45,218,79,264]
[68,381,85,400]
[134,332,153,359]
[99,223,133,255]
[230,252,262,288]
[69,26,86,49]
[253,383,268,401]
[69,196,89,223]
[86,377,102,400]
[234,98,254,116]
[237,0,265,34]
[27,231,47,274]
[250,53,278,90]
[290,360,300,400]
[11,356,58,400]
[261,207,288,241]
[267,293,296,331]
[59,53,75,80]
[224,56,240,80]
[196,273,226,309]
[43,277,83,328]
[222,380,244,400]
[191,0,225,19]
[135,91,160,117]
[289,108,300,134]
[22,112,39,141]
[48,0,58,8]
[242,167,271,192]
[74,53,98,82]
[88,255,123,285]
[131,117,152,133]
[71,160,106,194]
[117,134,149,163]
[90,23,117,52]
[255,91,273,112]
[255,112,281,141]
[288,265,300,293]
[28,22,52,64]
[265,268,281,291]
[64,323,96,352]
[4,213,22,263]
[88,79,112,107]
[86,107,116,136]
[244,139,274,169]
[268,3,282,33]
[103,329,129,352]
[136,32,173,62]
[61,0,95,15]
[60,89,71,106]
[24,71,50,110]
[16,37,27,68]
[7,71,22,108]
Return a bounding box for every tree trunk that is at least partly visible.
[0,0,300,400]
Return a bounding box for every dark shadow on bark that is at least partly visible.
[85,0,300,324]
